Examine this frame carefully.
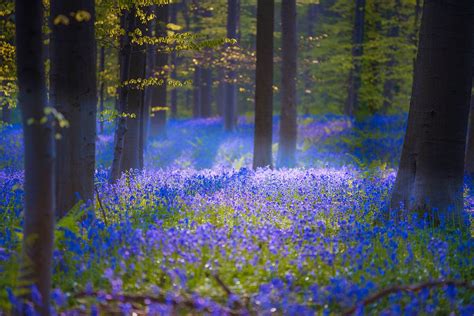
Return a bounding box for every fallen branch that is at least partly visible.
[73,290,248,315]
[343,279,474,315]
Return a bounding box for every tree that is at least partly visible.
[98,46,106,134]
[15,0,54,312]
[50,0,97,218]
[110,10,132,182]
[253,0,274,169]
[390,0,474,227]
[149,5,169,138]
[169,3,179,118]
[464,59,474,175]
[200,66,213,117]
[381,0,401,113]
[277,0,297,168]
[224,0,240,131]
[119,6,147,172]
[345,0,366,117]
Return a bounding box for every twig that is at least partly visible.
[212,273,233,296]
[343,279,474,315]
[94,185,109,226]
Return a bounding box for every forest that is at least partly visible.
[0,0,473,314]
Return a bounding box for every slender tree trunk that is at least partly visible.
[390,0,474,227]
[99,46,105,133]
[110,12,131,182]
[217,68,226,117]
[302,3,319,115]
[200,67,212,117]
[225,0,239,131]
[382,0,401,113]
[193,66,202,117]
[50,0,97,218]
[149,6,169,137]
[253,0,274,169]
[15,0,54,313]
[144,8,155,145]
[345,0,366,117]
[1,102,11,123]
[277,0,297,168]
[120,6,146,172]
[170,3,178,118]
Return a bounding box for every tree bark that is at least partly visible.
[15,0,54,313]
[110,11,131,182]
[1,102,11,123]
[99,46,105,133]
[381,0,401,113]
[200,67,212,117]
[216,68,226,117]
[50,0,97,218]
[224,0,239,131]
[149,5,169,138]
[120,6,146,172]
[345,0,366,117]
[390,0,474,227]
[170,3,178,118]
[277,0,297,168]
[193,65,202,118]
[253,0,274,169]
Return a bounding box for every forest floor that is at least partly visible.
[0,115,473,315]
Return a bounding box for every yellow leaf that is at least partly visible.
[53,15,70,26]
[74,10,91,22]
[167,23,182,31]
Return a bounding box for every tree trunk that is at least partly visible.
[50,0,97,218]
[277,0,297,168]
[99,46,105,133]
[216,68,226,117]
[390,0,474,228]
[110,11,131,182]
[1,102,11,123]
[193,66,202,118]
[381,0,401,113]
[224,0,239,131]
[200,67,212,117]
[253,0,274,169]
[170,3,178,118]
[149,5,169,138]
[344,0,366,117]
[465,90,474,175]
[15,0,54,313]
[120,6,146,172]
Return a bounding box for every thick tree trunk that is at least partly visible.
[345,0,366,117]
[253,0,274,169]
[110,12,131,182]
[381,0,401,113]
[99,46,105,133]
[464,68,474,174]
[50,0,97,218]
[193,66,202,118]
[120,7,146,172]
[224,0,239,131]
[15,0,54,313]
[277,0,297,168]
[200,67,212,117]
[390,0,474,227]
[149,6,169,138]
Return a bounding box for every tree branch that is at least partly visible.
[343,279,473,315]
